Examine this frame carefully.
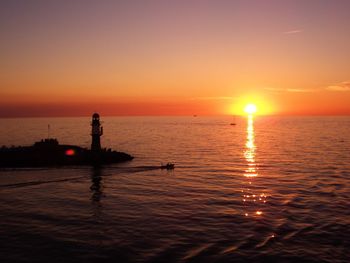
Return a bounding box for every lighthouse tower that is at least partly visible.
[91,113,103,152]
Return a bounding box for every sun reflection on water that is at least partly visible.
[244,115,257,177]
[241,114,268,217]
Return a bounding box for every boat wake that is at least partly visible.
[0,165,174,190]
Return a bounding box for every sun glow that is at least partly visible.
[244,104,257,114]
[228,94,274,116]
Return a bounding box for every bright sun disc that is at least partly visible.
[244,104,257,114]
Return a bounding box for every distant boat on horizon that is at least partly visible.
[230,116,237,126]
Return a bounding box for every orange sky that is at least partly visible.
[1,1,350,117]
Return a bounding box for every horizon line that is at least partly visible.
[1,113,350,119]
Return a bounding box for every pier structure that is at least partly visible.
[91,113,103,152]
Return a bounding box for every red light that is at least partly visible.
[65,149,75,156]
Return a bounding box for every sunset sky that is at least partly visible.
[1,0,350,117]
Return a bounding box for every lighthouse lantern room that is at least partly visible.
[91,113,103,151]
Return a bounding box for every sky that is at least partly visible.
[1,0,350,117]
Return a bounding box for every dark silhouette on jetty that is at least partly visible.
[0,113,133,167]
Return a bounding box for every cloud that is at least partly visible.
[326,82,350,92]
[264,88,286,92]
[265,82,350,93]
[190,96,235,100]
[286,88,314,93]
[284,30,302,34]
[265,88,315,93]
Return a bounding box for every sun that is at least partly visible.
[244,103,257,114]
[228,94,274,116]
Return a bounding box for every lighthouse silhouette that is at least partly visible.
[91,113,103,152]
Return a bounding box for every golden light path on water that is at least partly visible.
[244,115,257,177]
[242,114,268,218]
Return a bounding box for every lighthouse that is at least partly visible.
[91,113,103,152]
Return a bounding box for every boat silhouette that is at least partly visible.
[160,163,175,170]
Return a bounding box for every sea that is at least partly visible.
[0,116,349,263]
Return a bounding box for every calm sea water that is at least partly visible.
[0,116,349,263]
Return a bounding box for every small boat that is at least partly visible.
[230,116,237,125]
[161,163,175,170]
